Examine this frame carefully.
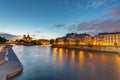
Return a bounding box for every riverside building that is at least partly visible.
[56,33,93,45]
[55,37,65,45]
[93,32,120,46]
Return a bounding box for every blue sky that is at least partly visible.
[0,0,120,39]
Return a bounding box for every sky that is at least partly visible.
[0,0,120,40]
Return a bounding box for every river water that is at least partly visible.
[12,45,120,80]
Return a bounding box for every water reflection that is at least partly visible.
[52,48,57,63]
[70,50,75,65]
[114,55,120,79]
[51,48,120,80]
[88,53,93,59]
[12,46,120,80]
[58,48,63,66]
[78,51,85,70]
[65,49,68,58]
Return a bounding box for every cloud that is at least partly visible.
[93,19,120,32]
[67,3,120,35]
[51,24,66,34]
[53,24,66,29]
[63,0,83,12]
[59,0,118,11]
[86,0,116,9]
[0,32,20,40]
[31,34,37,37]
[86,0,107,8]
[91,0,107,8]
[34,31,41,33]
[104,4,120,17]
[67,19,120,35]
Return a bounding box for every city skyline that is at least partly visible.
[0,0,120,40]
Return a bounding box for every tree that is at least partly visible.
[55,39,58,43]
[0,36,7,44]
[50,39,54,44]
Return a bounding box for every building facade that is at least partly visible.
[23,34,32,42]
[76,34,93,45]
[55,32,120,46]
[38,39,50,45]
[55,33,93,45]
[93,32,120,46]
[55,37,65,44]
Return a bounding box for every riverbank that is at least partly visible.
[0,45,7,64]
[0,45,23,80]
[52,44,120,54]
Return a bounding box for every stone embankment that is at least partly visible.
[52,44,120,53]
[0,45,23,80]
[0,46,8,64]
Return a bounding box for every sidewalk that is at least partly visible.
[0,45,23,80]
[0,46,7,65]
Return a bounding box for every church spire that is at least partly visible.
[27,33,30,38]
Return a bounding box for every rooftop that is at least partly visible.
[98,32,120,35]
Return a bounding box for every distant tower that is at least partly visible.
[27,33,30,38]
[22,34,32,42]
[23,34,26,41]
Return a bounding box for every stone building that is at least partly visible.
[55,37,65,44]
[76,33,93,45]
[93,32,120,46]
[23,34,32,42]
[55,33,93,45]
[38,39,50,45]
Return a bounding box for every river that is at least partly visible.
[12,45,120,80]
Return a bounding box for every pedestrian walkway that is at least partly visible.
[0,46,23,80]
[0,46,7,65]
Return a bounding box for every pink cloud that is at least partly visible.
[104,4,120,17]
[0,32,20,40]
[67,19,120,35]
[94,19,120,32]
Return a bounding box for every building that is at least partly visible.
[38,39,50,45]
[76,33,93,45]
[55,32,120,46]
[23,34,32,42]
[6,40,15,44]
[66,33,76,45]
[55,33,93,45]
[55,37,65,44]
[93,32,120,46]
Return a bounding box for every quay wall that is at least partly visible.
[0,45,23,80]
[6,47,23,79]
[52,44,120,53]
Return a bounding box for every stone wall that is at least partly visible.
[52,44,120,53]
